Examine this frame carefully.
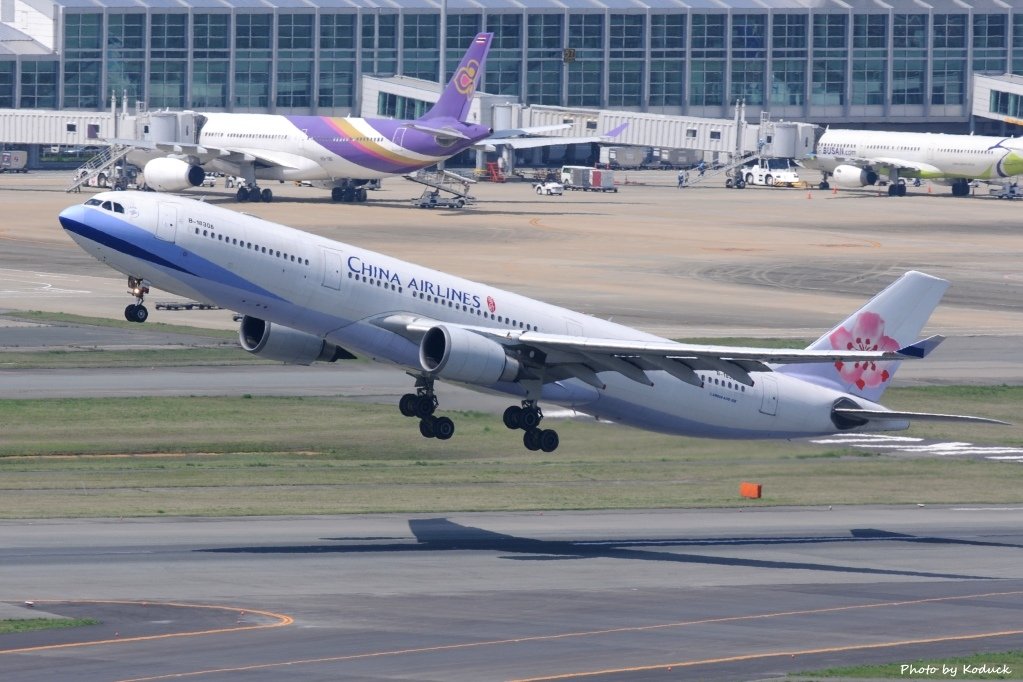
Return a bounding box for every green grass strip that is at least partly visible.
[0,618,99,635]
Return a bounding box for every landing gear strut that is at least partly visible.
[124,276,149,323]
[398,375,454,440]
[503,400,559,452]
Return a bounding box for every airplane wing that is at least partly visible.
[868,157,943,176]
[373,314,941,390]
[111,138,308,170]
[488,124,572,139]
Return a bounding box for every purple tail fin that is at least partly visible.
[421,33,492,122]
[776,271,949,402]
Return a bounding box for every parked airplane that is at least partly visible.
[129,33,496,204]
[58,192,1002,451]
[801,128,1023,196]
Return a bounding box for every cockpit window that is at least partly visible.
[87,199,125,214]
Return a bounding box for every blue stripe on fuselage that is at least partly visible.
[59,208,286,302]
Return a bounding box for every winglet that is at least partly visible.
[896,334,945,359]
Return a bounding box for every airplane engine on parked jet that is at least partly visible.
[239,316,351,365]
[143,158,206,192]
[832,164,879,188]
[419,325,521,385]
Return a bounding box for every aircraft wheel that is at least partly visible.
[502,405,522,430]
[356,187,368,202]
[399,393,418,417]
[260,188,273,202]
[414,395,436,419]
[519,408,541,430]
[819,181,830,190]
[419,418,436,439]
[124,304,138,321]
[523,429,542,452]
[331,187,343,202]
[248,188,263,202]
[539,429,560,453]
[433,416,455,440]
[236,187,250,202]
[888,184,898,197]
[896,184,907,197]
[125,304,148,323]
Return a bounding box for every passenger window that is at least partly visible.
[101,201,113,211]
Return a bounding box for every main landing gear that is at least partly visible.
[236,184,273,203]
[330,184,368,203]
[398,376,454,440]
[503,400,560,453]
[397,378,560,452]
[124,276,149,323]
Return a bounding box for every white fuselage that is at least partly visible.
[61,192,889,440]
[805,128,1023,181]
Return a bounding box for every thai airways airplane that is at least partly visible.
[801,128,1023,196]
[132,33,496,204]
[58,192,1002,451]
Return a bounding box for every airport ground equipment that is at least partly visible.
[66,144,134,192]
[405,169,476,209]
[0,151,28,173]
[739,158,801,187]
[533,181,564,195]
[560,166,617,192]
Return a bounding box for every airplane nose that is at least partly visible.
[58,204,87,233]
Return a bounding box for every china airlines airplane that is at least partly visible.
[801,128,1023,196]
[58,193,1001,451]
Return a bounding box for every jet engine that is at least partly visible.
[419,325,521,384]
[239,316,352,365]
[831,164,879,188]
[143,158,206,192]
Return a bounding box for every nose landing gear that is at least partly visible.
[503,401,559,452]
[124,276,150,323]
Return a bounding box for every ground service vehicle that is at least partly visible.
[560,166,618,192]
[0,151,27,173]
[534,181,564,196]
[741,158,801,187]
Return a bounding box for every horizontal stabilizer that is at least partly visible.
[405,123,470,142]
[833,407,1008,426]
[896,335,944,359]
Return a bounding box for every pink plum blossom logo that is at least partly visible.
[830,312,899,390]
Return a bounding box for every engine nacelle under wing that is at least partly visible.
[143,158,206,192]
[419,325,521,385]
[239,316,353,365]
[832,164,879,188]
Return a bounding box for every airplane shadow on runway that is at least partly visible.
[199,518,1017,580]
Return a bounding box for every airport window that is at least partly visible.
[891,58,925,104]
[973,15,1007,72]
[567,60,602,108]
[690,60,725,106]
[691,14,726,55]
[277,59,313,109]
[931,59,964,105]
[811,58,845,105]
[933,14,966,49]
[651,14,685,51]
[569,13,603,51]
[731,60,765,106]
[772,14,807,53]
[610,14,644,52]
[853,14,887,49]
[150,60,187,109]
[20,60,58,109]
[732,15,766,59]
[894,14,927,49]
[649,59,683,107]
[361,12,398,76]
[0,61,13,107]
[852,58,885,105]
[770,59,805,106]
[64,61,101,109]
[812,14,847,50]
[609,60,642,108]
[403,14,439,81]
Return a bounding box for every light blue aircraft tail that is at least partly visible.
[776,271,949,402]
[421,32,493,122]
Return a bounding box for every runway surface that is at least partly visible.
[2,507,1023,681]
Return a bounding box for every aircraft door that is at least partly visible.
[156,204,177,242]
[392,126,408,148]
[759,375,778,416]
[321,248,344,290]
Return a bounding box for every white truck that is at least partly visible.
[740,158,801,187]
[560,166,618,192]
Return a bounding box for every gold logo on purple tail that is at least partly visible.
[454,59,480,95]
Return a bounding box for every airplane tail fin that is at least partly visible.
[420,32,493,122]
[777,271,949,401]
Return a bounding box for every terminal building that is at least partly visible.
[2,0,1023,133]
